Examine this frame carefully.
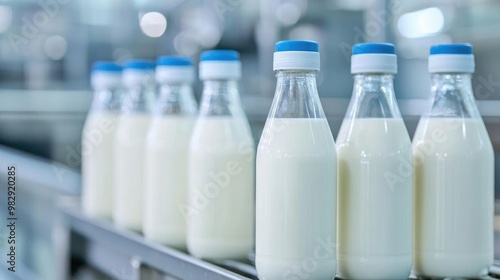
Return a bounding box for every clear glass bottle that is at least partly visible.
[82,61,122,219]
[336,43,412,279]
[413,44,493,278]
[256,40,337,280]
[143,56,197,250]
[187,50,255,260]
[113,59,155,232]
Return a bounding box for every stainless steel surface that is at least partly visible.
[64,207,254,280]
[0,146,80,280]
[65,204,500,280]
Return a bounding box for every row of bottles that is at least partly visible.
[82,51,255,258]
[81,41,493,279]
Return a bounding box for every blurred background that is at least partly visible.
[1,0,499,163]
[1,0,500,279]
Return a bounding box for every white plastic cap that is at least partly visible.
[199,50,241,80]
[91,61,122,90]
[122,60,155,88]
[428,44,475,73]
[351,43,397,74]
[273,40,320,71]
[156,56,194,84]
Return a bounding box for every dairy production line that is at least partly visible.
[1,91,500,279]
[1,0,500,279]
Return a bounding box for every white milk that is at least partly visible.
[337,118,413,279]
[413,117,494,278]
[187,116,255,260]
[143,116,196,250]
[81,112,118,218]
[113,114,151,231]
[256,118,337,280]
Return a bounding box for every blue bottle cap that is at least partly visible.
[430,44,473,55]
[157,56,193,66]
[273,40,320,71]
[351,43,397,74]
[199,50,241,80]
[428,43,474,73]
[200,50,240,61]
[156,56,194,83]
[352,43,395,55]
[124,59,155,70]
[92,61,122,72]
[275,40,319,52]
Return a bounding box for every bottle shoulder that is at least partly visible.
[412,117,493,156]
[83,112,119,132]
[115,114,151,142]
[146,117,197,149]
[257,117,336,158]
[190,116,255,153]
[336,118,412,156]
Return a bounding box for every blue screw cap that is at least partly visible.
[124,59,155,70]
[275,40,319,52]
[200,50,240,61]
[430,44,473,55]
[352,43,395,55]
[157,56,193,66]
[92,61,122,72]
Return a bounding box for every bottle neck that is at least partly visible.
[121,84,154,114]
[269,70,325,119]
[156,82,197,116]
[199,79,243,117]
[91,87,121,112]
[345,73,401,119]
[427,73,480,118]
[276,70,317,81]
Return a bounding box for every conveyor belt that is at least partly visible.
[64,206,500,280]
[64,207,255,280]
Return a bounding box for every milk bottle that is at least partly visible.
[413,44,494,278]
[143,56,197,249]
[187,50,255,260]
[82,61,122,219]
[256,40,337,280]
[113,60,155,231]
[337,43,413,279]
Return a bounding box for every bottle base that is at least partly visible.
[256,254,336,280]
[114,217,143,233]
[83,207,113,221]
[414,251,492,278]
[337,253,411,279]
[143,229,186,251]
[187,237,252,260]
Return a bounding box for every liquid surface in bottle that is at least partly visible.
[256,118,337,280]
[337,118,413,280]
[188,116,255,260]
[114,113,151,231]
[143,116,196,249]
[413,117,493,278]
[82,112,118,218]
